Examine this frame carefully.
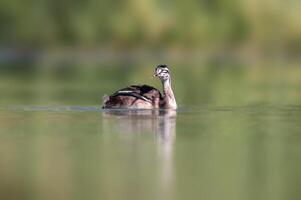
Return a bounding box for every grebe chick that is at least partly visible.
[102,65,177,109]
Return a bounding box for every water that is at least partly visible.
[0,104,301,200]
[0,64,301,200]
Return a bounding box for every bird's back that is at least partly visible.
[102,85,162,109]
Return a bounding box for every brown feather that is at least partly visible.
[102,85,162,109]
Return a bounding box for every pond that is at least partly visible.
[0,63,301,200]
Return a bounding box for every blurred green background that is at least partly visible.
[0,1,301,200]
[0,0,300,102]
[0,0,300,106]
[0,0,300,51]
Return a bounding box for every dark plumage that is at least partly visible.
[103,85,162,109]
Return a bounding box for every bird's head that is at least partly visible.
[153,64,170,82]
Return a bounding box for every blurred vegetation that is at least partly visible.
[0,0,300,55]
[0,0,300,106]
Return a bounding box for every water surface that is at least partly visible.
[1,104,301,200]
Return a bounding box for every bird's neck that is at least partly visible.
[161,79,177,109]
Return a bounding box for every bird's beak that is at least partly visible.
[153,73,158,77]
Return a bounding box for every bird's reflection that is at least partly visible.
[102,109,176,199]
[102,109,176,143]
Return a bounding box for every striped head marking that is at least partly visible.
[153,65,170,81]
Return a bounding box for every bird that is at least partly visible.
[102,65,177,109]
